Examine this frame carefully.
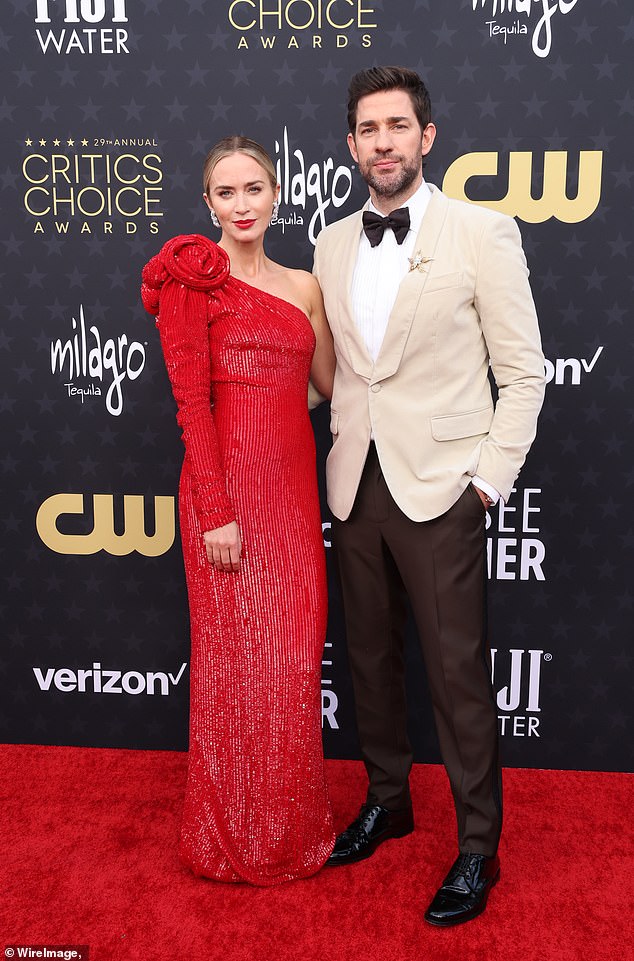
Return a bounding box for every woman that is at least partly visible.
[141,136,335,884]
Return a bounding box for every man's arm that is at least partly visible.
[473,213,546,501]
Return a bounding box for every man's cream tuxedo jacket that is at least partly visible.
[314,185,546,522]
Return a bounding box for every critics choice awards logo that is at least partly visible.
[22,137,163,236]
[227,0,378,49]
[471,0,580,57]
[22,139,163,237]
[34,0,131,54]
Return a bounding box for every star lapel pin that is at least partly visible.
[408,251,433,273]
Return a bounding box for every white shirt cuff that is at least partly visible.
[471,476,501,506]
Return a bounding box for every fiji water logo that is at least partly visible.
[491,647,551,737]
[272,127,353,243]
[35,0,130,55]
[50,304,146,416]
[472,0,580,58]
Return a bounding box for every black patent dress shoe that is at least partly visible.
[326,803,414,866]
[424,853,500,927]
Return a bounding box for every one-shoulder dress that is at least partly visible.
[141,235,334,885]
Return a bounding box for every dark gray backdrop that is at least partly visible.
[2,0,632,772]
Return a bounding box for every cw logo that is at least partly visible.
[442,151,602,223]
[36,493,175,556]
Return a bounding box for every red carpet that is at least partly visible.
[1,745,631,961]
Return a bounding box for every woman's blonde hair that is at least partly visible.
[202,136,277,196]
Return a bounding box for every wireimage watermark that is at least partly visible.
[4,948,89,960]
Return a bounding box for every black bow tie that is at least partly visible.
[362,207,410,247]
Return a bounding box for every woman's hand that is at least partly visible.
[203,521,242,572]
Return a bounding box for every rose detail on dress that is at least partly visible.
[141,234,231,315]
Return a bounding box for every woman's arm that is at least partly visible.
[142,236,242,572]
[158,293,243,572]
[304,272,335,400]
[155,282,236,532]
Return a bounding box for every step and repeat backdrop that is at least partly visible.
[2,0,632,772]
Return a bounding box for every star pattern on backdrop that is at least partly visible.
[1,0,630,768]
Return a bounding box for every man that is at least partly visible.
[313,66,545,926]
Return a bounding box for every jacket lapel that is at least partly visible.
[330,208,374,380]
[372,185,449,383]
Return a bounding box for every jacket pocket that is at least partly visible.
[431,405,494,441]
[330,410,340,435]
[423,271,464,294]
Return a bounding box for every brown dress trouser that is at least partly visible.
[333,443,502,856]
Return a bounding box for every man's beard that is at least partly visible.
[361,154,422,198]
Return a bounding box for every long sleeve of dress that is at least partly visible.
[141,235,236,532]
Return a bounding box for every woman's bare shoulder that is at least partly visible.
[264,261,323,317]
[281,266,320,297]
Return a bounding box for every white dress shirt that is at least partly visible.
[351,180,431,362]
[350,179,501,506]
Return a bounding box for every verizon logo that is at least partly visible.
[33,661,188,696]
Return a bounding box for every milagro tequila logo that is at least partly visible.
[472,0,580,57]
[50,305,146,416]
[272,127,353,243]
[34,0,130,55]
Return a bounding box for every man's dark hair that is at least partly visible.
[347,66,432,135]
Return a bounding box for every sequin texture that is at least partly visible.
[142,235,334,884]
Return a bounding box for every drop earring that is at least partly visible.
[209,208,220,229]
[272,200,280,220]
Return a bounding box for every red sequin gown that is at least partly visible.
[142,235,334,885]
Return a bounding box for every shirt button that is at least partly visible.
[370,384,381,393]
